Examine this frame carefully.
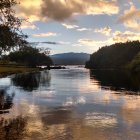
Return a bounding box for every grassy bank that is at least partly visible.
[0,66,39,77]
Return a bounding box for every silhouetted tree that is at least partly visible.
[6,46,53,67]
[0,0,28,55]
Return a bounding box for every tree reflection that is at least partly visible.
[12,71,51,91]
[0,89,15,114]
[90,70,140,92]
[12,72,40,91]
[0,116,27,140]
[39,71,51,87]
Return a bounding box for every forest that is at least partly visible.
[86,41,140,73]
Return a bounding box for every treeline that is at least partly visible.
[86,41,140,72]
[2,46,53,67]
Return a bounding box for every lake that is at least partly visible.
[0,67,140,140]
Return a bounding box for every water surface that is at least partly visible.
[0,67,140,140]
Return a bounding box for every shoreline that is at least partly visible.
[0,66,39,78]
[0,65,66,78]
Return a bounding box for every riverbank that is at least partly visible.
[0,66,39,77]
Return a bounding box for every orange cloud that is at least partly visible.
[32,32,58,37]
[16,0,119,23]
[119,4,140,30]
[95,27,112,36]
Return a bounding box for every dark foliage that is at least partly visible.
[90,70,140,92]
[86,41,140,69]
[5,46,53,67]
[0,25,28,54]
[0,0,27,55]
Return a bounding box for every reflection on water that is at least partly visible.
[0,68,140,140]
[11,71,51,91]
[90,70,140,92]
[0,89,14,114]
[85,112,117,128]
[12,73,40,91]
[0,116,27,140]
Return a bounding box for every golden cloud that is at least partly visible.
[119,4,140,30]
[95,27,112,36]
[77,31,140,48]
[21,22,37,29]
[16,0,42,20]
[111,31,140,43]
[41,0,119,21]
[78,38,108,47]
[16,0,119,23]
[32,32,58,37]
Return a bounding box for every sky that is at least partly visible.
[15,0,140,54]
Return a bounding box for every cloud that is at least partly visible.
[62,24,91,31]
[15,0,43,22]
[32,32,58,37]
[119,4,140,30]
[41,0,119,21]
[95,27,112,36]
[62,23,79,29]
[30,41,70,45]
[16,0,119,22]
[59,41,70,45]
[77,38,107,47]
[21,22,37,29]
[111,31,140,43]
[76,31,140,48]
[30,42,59,46]
[77,28,91,31]
[42,41,59,45]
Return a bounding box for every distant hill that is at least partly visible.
[51,52,90,65]
[86,41,140,70]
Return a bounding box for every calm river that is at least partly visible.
[0,67,140,140]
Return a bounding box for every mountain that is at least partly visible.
[86,41,140,70]
[51,52,90,65]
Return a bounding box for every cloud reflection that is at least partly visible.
[85,112,117,128]
[63,96,86,107]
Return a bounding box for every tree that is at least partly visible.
[86,41,140,70]
[0,0,27,55]
[6,46,53,67]
[39,47,51,56]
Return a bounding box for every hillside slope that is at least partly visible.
[86,41,140,70]
[51,53,90,65]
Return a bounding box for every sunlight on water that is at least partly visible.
[85,112,117,128]
[0,67,140,140]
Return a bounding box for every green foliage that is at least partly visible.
[86,41,140,70]
[4,46,53,67]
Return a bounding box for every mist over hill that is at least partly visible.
[51,52,90,65]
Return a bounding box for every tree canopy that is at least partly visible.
[0,0,27,55]
[4,46,53,67]
[86,41,140,70]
